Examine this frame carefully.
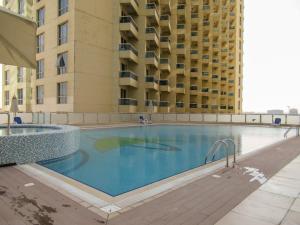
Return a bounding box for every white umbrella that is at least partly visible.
[10,95,19,117]
[0,6,36,68]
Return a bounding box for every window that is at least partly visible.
[58,0,68,16]
[37,7,45,27]
[18,0,24,15]
[57,82,67,104]
[17,67,24,83]
[36,59,44,79]
[4,71,9,85]
[4,91,9,106]
[120,89,127,98]
[17,89,23,105]
[58,22,68,45]
[36,85,44,104]
[37,33,45,53]
[57,52,68,74]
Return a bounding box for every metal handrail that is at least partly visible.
[284,127,293,139]
[284,127,300,139]
[0,112,11,135]
[204,138,236,168]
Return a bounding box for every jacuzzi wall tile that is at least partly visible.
[0,125,80,166]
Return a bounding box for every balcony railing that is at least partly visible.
[160,36,170,42]
[176,102,184,108]
[176,83,184,88]
[119,98,137,106]
[119,16,138,31]
[160,14,170,21]
[190,85,198,90]
[177,43,185,48]
[160,58,169,64]
[177,24,185,29]
[119,43,138,55]
[145,27,159,36]
[159,80,169,85]
[119,71,138,80]
[159,101,169,107]
[145,76,158,83]
[145,100,158,106]
[145,51,159,61]
[190,103,198,108]
[176,63,185,69]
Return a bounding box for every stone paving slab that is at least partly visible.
[216,154,300,225]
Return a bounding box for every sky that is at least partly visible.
[243,0,300,113]
[1,0,300,113]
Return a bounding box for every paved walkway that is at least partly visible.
[0,137,300,225]
[215,154,300,225]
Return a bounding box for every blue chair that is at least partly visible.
[273,118,281,126]
[14,117,22,124]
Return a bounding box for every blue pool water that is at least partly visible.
[39,125,294,196]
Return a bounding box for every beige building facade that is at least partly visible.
[2,0,244,114]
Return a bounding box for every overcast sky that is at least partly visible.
[1,0,300,113]
[243,0,300,113]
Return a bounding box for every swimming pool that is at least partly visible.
[39,125,295,196]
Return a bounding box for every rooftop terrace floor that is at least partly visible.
[0,135,300,225]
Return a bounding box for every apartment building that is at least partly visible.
[2,0,244,113]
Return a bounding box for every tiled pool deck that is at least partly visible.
[0,126,300,225]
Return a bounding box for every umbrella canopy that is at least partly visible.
[0,7,36,68]
[10,95,19,114]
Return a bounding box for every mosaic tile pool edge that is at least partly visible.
[0,125,80,165]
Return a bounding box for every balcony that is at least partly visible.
[211,89,219,95]
[145,3,159,25]
[160,36,171,53]
[145,100,158,113]
[119,43,138,63]
[176,24,185,35]
[176,83,185,94]
[177,4,186,16]
[119,98,137,113]
[190,85,198,95]
[191,13,199,22]
[190,49,199,59]
[190,68,198,78]
[145,76,159,90]
[145,51,159,68]
[120,0,139,15]
[191,31,198,41]
[176,63,185,75]
[119,71,138,88]
[202,54,210,63]
[119,16,138,39]
[145,27,159,47]
[202,88,210,96]
[159,101,170,113]
[159,80,171,92]
[160,58,171,72]
[160,15,171,34]
[176,43,186,56]
[190,103,198,109]
[176,102,184,108]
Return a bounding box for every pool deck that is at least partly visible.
[0,136,300,225]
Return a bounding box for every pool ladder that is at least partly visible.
[204,139,236,168]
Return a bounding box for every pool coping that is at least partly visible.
[16,123,297,218]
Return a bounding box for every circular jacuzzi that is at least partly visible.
[0,124,80,166]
